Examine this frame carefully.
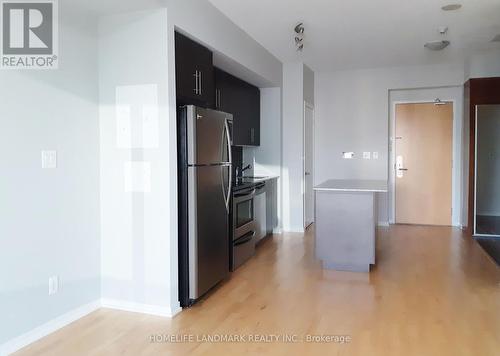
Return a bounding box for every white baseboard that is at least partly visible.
[0,299,183,356]
[283,228,305,233]
[101,299,181,318]
[377,221,390,227]
[0,300,100,356]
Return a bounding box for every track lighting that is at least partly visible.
[294,23,304,52]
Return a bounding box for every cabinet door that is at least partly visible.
[248,86,260,146]
[175,32,214,107]
[215,68,260,146]
[175,32,198,101]
[197,48,215,108]
[215,69,247,145]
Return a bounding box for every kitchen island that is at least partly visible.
[314,179,388,272]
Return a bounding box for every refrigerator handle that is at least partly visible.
[224,119,232,212]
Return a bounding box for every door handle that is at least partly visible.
[305,172,311,176]
[396,155,406,178]
[234,189,256,198]
[223,119,232,211]
[234,231,255,246]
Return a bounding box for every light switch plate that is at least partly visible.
[342,152,355,159]
[363,152,371,159]
[372,152,379,159]
[48,275,59,295]
[41,150,57,169]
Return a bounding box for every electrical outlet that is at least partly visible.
[48,276,59,295]
[363,152,371,159]
[372,152,379,159]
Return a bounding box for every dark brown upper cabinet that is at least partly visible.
[215,68,260,146]
[175,32,214,108]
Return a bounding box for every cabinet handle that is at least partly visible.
[193,71,199,94]
[198,71,203,95]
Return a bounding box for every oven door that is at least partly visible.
[232,230,256,270]
[233,189,256,239]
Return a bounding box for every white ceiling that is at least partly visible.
[208,0,500,71]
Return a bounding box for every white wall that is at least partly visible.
[166,0,282,87]
[0,4,100,346]
[465,49,500,80]
[314,62,465,223]
[281,63,315,232]
[99,9,177,315]
[389,87,464,226]
[476,105,500,216]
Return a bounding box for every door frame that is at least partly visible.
[473,105,500,237]
[465,78,500,236]
[389,99,458,225]
[303,101,315,229]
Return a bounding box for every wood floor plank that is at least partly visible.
[13,225,500,356]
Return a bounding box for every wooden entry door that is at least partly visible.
[395,102,453,225]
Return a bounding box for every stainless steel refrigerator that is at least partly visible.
[177,105,232,307]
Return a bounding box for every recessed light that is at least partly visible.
[441,4,462,11]
[424,40,451,51]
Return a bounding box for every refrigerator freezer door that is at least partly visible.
[188,165,229,299]
[186,106,232,165]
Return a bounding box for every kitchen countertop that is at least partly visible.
[232,175,279,192]
[314,179,388,193]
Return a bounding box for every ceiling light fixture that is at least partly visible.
[424,40,450,51]
[438,26,448,35]
[441,4,462,11]
[294,22,304,52]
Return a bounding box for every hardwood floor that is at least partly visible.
[14,225,500,356]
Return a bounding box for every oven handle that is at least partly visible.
[234,231,255,246]
[234,189,256,199]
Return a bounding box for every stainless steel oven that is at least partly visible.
[232,184,261,270]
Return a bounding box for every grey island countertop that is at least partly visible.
[314,179,388,193]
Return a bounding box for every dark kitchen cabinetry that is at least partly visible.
[215,68,260,146]
[175,32,214,108]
